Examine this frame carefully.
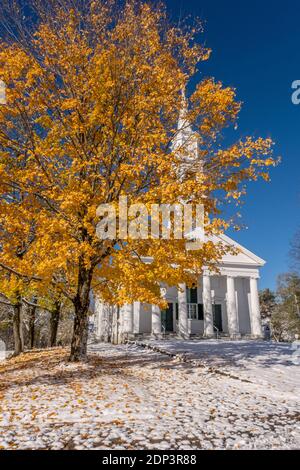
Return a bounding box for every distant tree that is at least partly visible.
[49,300,62,348]
[270,273,300,342]
[24,295,38,349]
[259,288,276,321]
[0,278,26,355]
[0,293,13,350]
[23,289,68,348]
[277,273,300,309]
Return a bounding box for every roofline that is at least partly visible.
[134,234,266,267]
[216,233,266,266]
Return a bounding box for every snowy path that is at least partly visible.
[0,342,299,450]
[140,339,300,400]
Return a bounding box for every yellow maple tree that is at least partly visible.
[0,0,277,360]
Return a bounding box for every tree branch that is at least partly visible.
[0,262,41,281]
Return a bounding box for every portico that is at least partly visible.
[94,234,265,341]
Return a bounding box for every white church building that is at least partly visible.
[94,233,265,341]
[94,94,265,342]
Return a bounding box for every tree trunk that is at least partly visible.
[28,296,37,349]
[69,265,93,362]
[111,306,120,344]
[50,300,61,347]
[13,300,23,356]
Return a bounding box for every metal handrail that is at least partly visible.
[213,324,219,340]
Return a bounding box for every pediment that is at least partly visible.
[208,233,265,267]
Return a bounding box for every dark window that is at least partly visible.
[175,303,179,320]
[186,287,198,303]
[213,304,223,331]
[197,304,204,320]
[161,303,174,332]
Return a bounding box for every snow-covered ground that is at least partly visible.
[140,339,300,400]
[0,341,299,450]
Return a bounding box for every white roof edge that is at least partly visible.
[137,234,266,267]
[215,233,266,266]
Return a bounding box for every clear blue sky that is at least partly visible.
[165,0,300,290]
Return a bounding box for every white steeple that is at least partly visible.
[172,89,199,178]
[177,88,191,131]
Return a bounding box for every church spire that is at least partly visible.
[173,88,198,162]
[177,88,191,132]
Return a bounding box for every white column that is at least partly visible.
[178,283,189,339]
[151,287,167,336]
[226,276,239,338]
[122,303,134,335]
[94,297,110,342]
[133,301,141,334]
[249,277,263,338]
[151,304,162,336]
[203,274,214,337]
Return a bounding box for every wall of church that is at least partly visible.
[133,302,152,334]
[139,303,152,333]
[235,278,251,334]
[210,276,228,334]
